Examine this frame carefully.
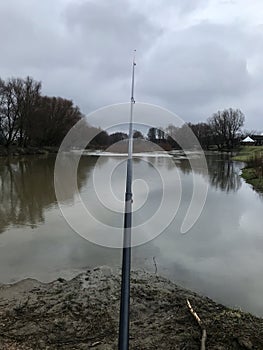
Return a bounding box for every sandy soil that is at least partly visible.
[0,267,262,349]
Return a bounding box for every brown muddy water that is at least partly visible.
[0,152,262,316]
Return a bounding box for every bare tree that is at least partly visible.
[0,79,21,146]
[188,122,213,150]
[208,108,245,149]
[30,96,82,146]
[18,77,42,146]
[224,108,245,148]
[0,77,41,147]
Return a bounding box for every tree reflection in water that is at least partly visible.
[177,153,242,193]
[206,154,242,193]
[0,155,94,234]
[0,152,243,235]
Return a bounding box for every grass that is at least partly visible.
[232,146,263,161]
[233,146,263,192]
[241,168,263,192]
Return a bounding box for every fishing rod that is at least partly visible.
[118,51,136,350]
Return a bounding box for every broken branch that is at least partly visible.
[187,299,207,350]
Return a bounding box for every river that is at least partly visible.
[0,152,262,316]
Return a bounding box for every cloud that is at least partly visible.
[0,0,262,129]
[139,21,252,121]
[61,0,161,105]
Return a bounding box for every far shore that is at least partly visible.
[0,146,59,157]
[0,142,239,158]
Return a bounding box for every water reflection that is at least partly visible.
[205,154,242,192]
[0,155,94,234]
[0,153,243,236]
[0,157,54,233]
[1,153,263,316]
[177,153,242,192]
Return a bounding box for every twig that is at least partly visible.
[186,299,207,350]
[90,341,101,347]
[152,256,158,274]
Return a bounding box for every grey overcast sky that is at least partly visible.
[0,0,262,130]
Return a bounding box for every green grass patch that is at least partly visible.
[241,168,263,192]
[232,146,263,162]
[234,146,263,192]
[242,168,258,181]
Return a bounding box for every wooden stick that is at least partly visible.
[152,256,158,274]
[187,299,207,350]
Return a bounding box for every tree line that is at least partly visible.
[0,76,82,147]
[0,76,248,151]
[147,108,246,150]
[91,108,246,150]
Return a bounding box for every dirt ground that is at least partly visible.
[0,267,262,349]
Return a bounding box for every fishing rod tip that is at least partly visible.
[133,50,136,65]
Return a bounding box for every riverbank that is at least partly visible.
[0,267,262,349]
[233,146,263,192]
[0,146,58,157]
[0,142,164,157]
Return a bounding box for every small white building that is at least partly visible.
[241,136,255,145]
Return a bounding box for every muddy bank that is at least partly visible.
[0,267,262,349]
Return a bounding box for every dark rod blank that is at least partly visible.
[118,52,136,350]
